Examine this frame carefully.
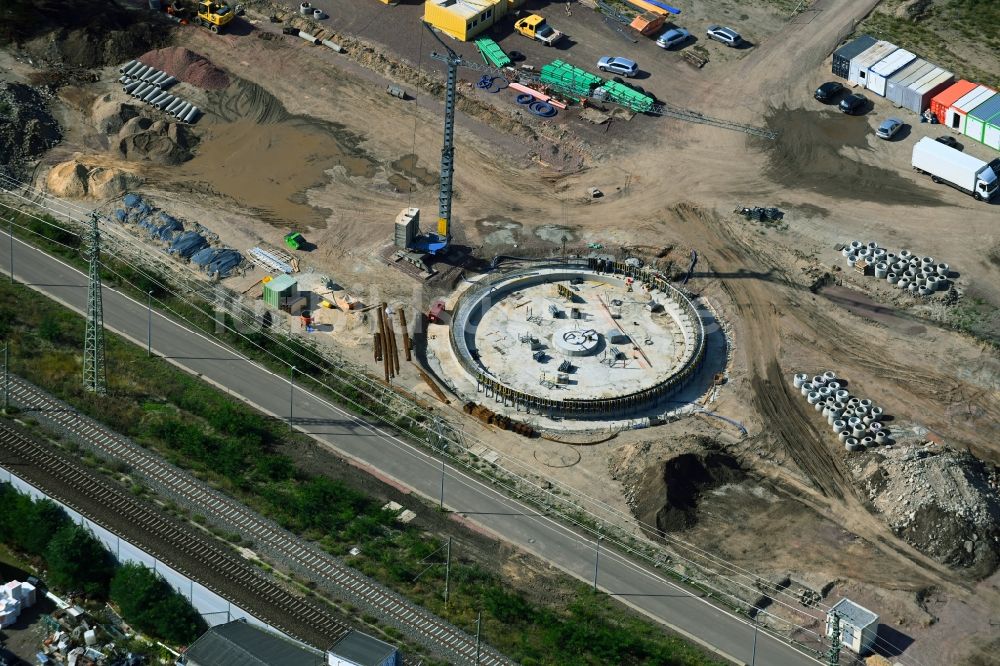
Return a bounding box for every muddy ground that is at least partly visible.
[6,0,1000,662]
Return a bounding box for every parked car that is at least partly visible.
[597,56,639,77]
[839,93,867,115]
[656,28,691,49]
[876,118,904,140]
[814,81,843,103]
[706,25,741,47]
[935,135,960,149]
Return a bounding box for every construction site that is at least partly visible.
[2,0,1000,664]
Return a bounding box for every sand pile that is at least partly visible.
[116,117,196,166]
[46,158,142,199]
[91,94,141,135]
[138,47,230,90]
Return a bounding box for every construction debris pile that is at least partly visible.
[463,402,537,437]
[793,371,889,451]
[0,579,37,627]
[0,82,61,176]
[849,443,1000,576]
[842,240,951,296]
[116,194,242,278]
[38,605,147,666]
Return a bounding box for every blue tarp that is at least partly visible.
[153,217,183,241]
[114,209,127,222]
[169,231,208,258]
[136,202,152,216]
[123,193,142,208]
[191,247,220,266]
[207,250,241,277]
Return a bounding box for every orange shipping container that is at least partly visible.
[630,12,665,36]
[930,79,977,124]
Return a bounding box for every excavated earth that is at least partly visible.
[0,81,61,176]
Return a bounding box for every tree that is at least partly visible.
[111,563,205,645]
[45,525,114,598]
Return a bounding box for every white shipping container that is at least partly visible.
[885,59,933,106]
[849,41,896,87]
[946,85,995,131]
[867,49,916,96]
[904,69,954,114]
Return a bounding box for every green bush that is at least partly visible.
[110,563,205,645]
[45,524,114,598]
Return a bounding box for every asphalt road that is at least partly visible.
[0,230,822,666]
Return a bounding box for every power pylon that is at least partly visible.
[826,611,841,666]
[83,212,107,394]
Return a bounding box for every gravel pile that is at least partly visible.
[851,444,1000,577]
[138,47,230,90]
[0,82,61,176]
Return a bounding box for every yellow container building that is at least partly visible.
[423,0,523,41]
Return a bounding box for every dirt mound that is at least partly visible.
[5,0,170,67]
[0,82,61,176]
[91,94,141,135]
[46,158,142,199]
[138,47,230,90]
[116,117,196,166]
[851,445,1000,578]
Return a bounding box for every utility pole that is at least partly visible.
[444,537,451,608]
[827,612,841,666]
[83,213,107,394]
[474,611,482,665]
[288,365,296,431]
[593,534,601,591]
[147,291,153,357]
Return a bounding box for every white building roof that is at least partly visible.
[428,0,493,19]
[830,598,879,629]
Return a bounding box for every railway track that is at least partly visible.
[0,421,348,647]
[7,378,510,666]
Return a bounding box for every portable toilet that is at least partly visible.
[946,85,996,133]
[831,35,876,80]
[930,79,977,124]
[866,49,915,97]
[848,41,896,87]
[963,94,1000,145]
[262,274,298,308]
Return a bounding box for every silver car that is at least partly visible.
[656,28,691,49]
[597,56,639,77]
[876,118,904,140]
[706,24,741,47]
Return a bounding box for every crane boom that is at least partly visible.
[423,22,458,245]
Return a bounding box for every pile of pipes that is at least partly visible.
[793,371,891,452]
[463,402,537,437]
[842,240,950,296]
[117,59,201,124]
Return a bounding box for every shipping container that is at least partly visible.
[885,59,934,106]
[902,68,953,114]
[930,80,977,124]
[832,35,876,80]
[848,41,896,87]
[866,49,916,96]
[963,94,1000,144]
[946,86,996,132]
[984,112,1000,151]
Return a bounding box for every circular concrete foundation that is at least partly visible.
[445,261,706,419]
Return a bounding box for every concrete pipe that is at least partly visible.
[839,430,850,443]
[846,253,857,265]
[150,90,169,104]
[899,249,911,260]
[300,1,311,14]
[153,93,172,108]
[170,100,188,117]
[814,401,824,412]
[921,265,935,276]
[823,370,836,381]
[183,105,200,123]
[866,241,878,250]
[800,382,813,396]
[125,61,145,77]
[119,59,138,74]
[875,431,887,444]
[299,31,321,45]
[919,287,933,296]
[862,436,874,447]
[841,246,852,257]
[874,263,888,279]
[870,406,883,420]
[142,88,161,103]
[873,248,886,259]
[916,277,927,287]
[909,257,920,267]
[124,80,143,94]
[859,398,872,410]
[165,97,184,113]
[847,415,861,426]
[870,421,882,432]
[904,268,916,278]
[141,68,161,82]
[925,276,937,291]
[826,380,840,390]
[836,389,849,402]
[844,437,859,450]
[833,419,846,433]
[936,263,949,276]
[806,391,820,405]
[887,272,899,284]
[812,375,826,386]
[885,252,896,264]
[850,240,862,252]
[851,423,865,436]
[858,247,871,258]
[151,72,170,86]
[131,65,151,80]
[922,256,934,266]
[313,9,327,19]
[131,83,150,98]
[898,278,909,289]
[822,405,831,417]
[793,373,808,388]
[118,75,128,84]
[908,283,920,294]
[862,414,874,426]
[848,397,860,407]
[819,386,832,398]
[173,102,192,119]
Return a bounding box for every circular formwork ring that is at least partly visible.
[448,261,706,419]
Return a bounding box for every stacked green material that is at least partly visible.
[540,60,603,96]
[601,81,654,113]
[475,38,512,68]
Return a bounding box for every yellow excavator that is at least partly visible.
[168,0,234,33]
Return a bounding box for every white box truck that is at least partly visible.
[911,137,999,201]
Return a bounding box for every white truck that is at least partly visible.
[911,137,998,201]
